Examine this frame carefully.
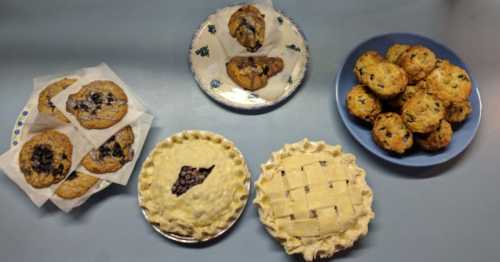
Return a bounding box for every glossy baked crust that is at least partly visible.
[138,130,250,240]
[254,139,374,261]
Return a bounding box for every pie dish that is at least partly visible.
[254,139,374,261]
[138,130,250,242]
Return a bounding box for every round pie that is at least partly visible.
[138,130,250,241]
[66,80,128,129]
[254,139,374,261]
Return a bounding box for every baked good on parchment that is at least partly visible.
[138,130,250,241]
[19,130,73,188]
[81,125,135,174]
[55,171,100,199]
[228,5,266,52]
[226,56,284,91]
[254,139,374,261]
[66,80,128,129]
[38,78,77,123]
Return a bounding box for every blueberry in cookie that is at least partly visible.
[346,84,382,123]
[228,5,266,52]
[55,171,100,199]
[426,60,472,104]
[81,126,134,174]
[397,45,437,83]
[226,56,284,91]
[38,78,77,123]
[372,112,413,154]
[66,80,128,129]
[402,91,445,133]
[416,120,453,151]
[386,83,424,111]
[385,43,410,64]
[19,130,73,188]
[361,62,408,99]
[354,51,384,82]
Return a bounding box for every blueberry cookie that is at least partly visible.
[397,45,437,83]
[386,43,410,64]
[354,51,384,82]
[372,112,413,154]
[226,56,284,91]
[55,171,100,199]
[416,120,453,151]
[446,100,472,124]
[346,85,382,123]
[66,80,128,129]
[402,91,445,133]
[38,78,77,123]
[228,5,265,52]
[426,60,472,104]
[81,126,134,174]
[19,130,73,188]
[361,62,408,99]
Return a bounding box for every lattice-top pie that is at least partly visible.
[139,130,250,241]
[254,139,374,261]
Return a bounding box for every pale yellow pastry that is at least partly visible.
[254,139,374,261]
[138,130,250,241]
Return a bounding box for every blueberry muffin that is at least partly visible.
[397,45,437,83]
[416,120,453,151]
[402,91,445,133]
[38,78,77,123]
[81,126,135,174]
[386,43,410,64]
[228,5,265,52]
[226,56,284,91]
[446,100,472,124]
[361,62,408,99]
[55,171,100,199]
[19,130,73,188]
[426,60,472,104]
[66,80,128,129]
[354,51,384,82]
[346,85,382,123]
[372,112,414,154]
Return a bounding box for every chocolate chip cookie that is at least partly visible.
[446,100,472,124]
[361,62,408,99]
[386,43,410,64]
[426,60,472,104]
[346,84,382,123]
[372,112,413,154]
[354,51,384,82]
[38,78,77,123]
[226,56,284,91]
[228,5,265,52]
[19,130,73,188]
[55,171,100,199]
[416,120,453,151]
[66,80,128,129]
[81,126,135,174]
[402,91,445,133]
[397,45,437,83]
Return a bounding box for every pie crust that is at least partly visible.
[138,130,250,241]
[254,139,374,261]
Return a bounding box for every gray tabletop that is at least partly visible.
[1,0,499,261]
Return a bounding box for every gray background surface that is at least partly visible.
[1,0,499,261]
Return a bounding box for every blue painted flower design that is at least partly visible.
[195,46,210,57]
[286,44,301,52]
[210,79,221,89]
[277,17,284,25]
[248,93,259,99]
[17,121,23,126]
[22,111,28,116]
[288,76,293,84]
[208,24,216,34]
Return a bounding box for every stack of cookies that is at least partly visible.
[0,64,153,211]
[347,44,472,154]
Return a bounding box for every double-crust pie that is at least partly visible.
[254,139,374,261]
[138,130,250,241]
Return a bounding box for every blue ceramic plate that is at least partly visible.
[335,33,482,167]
